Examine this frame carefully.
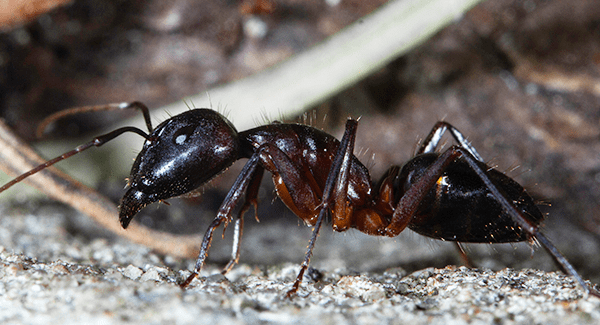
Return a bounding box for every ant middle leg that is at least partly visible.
[182,134,336,288]
[287,119,358,296]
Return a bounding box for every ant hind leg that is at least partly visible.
[452,146,599,297]
[418,121,483,161]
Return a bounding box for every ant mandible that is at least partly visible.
[0,102,597,297]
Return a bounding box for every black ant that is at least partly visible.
[0,102,597,297]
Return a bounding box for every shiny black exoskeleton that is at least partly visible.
[119,110,240,227]
[1,103,597,297]
[399,154,544,242]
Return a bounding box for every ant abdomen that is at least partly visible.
[399,153,545,242]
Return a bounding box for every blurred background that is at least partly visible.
[0,0,599,285]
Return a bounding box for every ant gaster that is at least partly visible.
[0,102,597,297]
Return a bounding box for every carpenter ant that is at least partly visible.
[0,102,597,297]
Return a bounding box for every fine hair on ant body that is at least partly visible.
[0,102,597,297]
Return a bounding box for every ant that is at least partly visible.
[0,102,598,297]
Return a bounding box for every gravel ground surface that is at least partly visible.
[1,204,599,325]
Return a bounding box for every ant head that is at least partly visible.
[119,109,239,228]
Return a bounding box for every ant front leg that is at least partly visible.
[181,154,263,288]
[181,138,314,286]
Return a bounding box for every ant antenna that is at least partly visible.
[0,126,150,193]
[1,102,153,194]
[36,102,153,138]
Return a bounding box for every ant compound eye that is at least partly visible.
[173,126,195,145]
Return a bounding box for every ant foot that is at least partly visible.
[180,271,199,289]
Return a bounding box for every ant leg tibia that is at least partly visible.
[182,155,261,288]
[287,119,357,297]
